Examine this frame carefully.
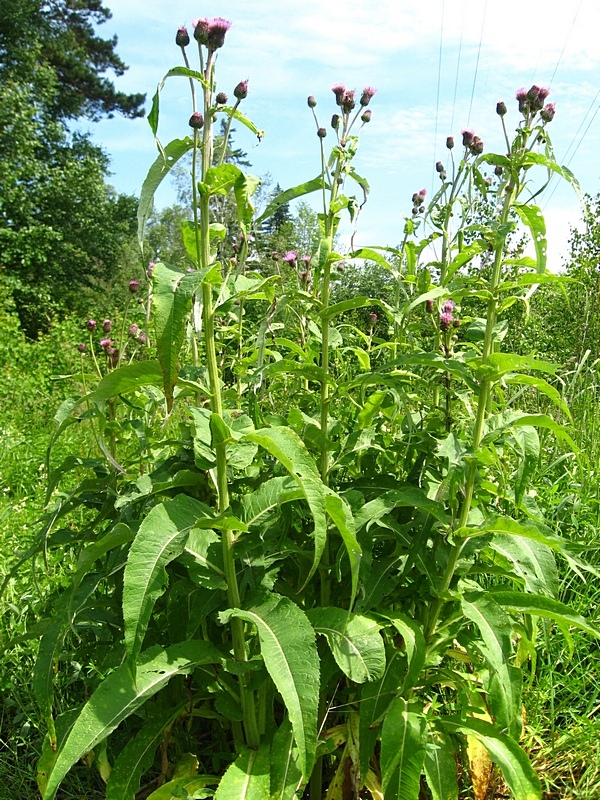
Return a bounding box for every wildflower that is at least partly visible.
[138,332,148,345]
[443,299,454,313]
[496,101,507,116]
[216,92,228,105]
[361,109,372,123]
[317,127,327,138]
[516,87,529,114]
[301,255,312,266]
[446,135,455,149]
[175,26,190,47]
[307,95,317,108]
[331,114,340,130]
[77,343,86,353]
[300,270,309,281]
[426,299,435,314]
[282,251,297,267]
[360,87,376,107]
[147,261,156,278]
[99,338,113,351]
[332,84,346,106]
[368,313,378,324]
[436,161,444,173]
[86,319,97,332]
[495,165,503,176]
[192,18,210,44]
[189,111,204,129]
[207,18,232,51]
[452,317,461,328]
[128,280,140,293]
[234,80,248,101]
[341,89,356,114]
[439,312,453,331]
[540,103,556,123]
[469,136,484,155]
[102,319,112,333]
[128,323,139,338]
[461,129,474,147]
[271,251,279,261]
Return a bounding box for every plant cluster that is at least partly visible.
[16,17,600,800]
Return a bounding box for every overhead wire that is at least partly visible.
[467,0,488,125]
[431,0,445,192]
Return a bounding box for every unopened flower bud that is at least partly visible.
[361,109,372,123]
[495,165,503,176]
[360,87,376,107]
[368,312,378,324]
[102,318,112,333]
[452,317,461,328]
[147,261,156,278]
[233,80,248,101]
[331,114,340,130]
[128,323,139,338]
[176,26,190,47]
[436,161,444,173]
[77,342,86,353]
[86,319,97,332]
[128,280,140,293]
[192,18,210,44]
[341,89,356,114]
[469,136,484,155]
[496,101,507,116]
[446,135,454,149]
[418,188,427,200]
[138,331,148,345]
[426,298,435,314]
[100,338,113,351]
[215,92,228,105]
[271,251,279,261]
[317,127,327,138]
[189,111,204,129]
[462,129,474,147]
[307,95,317,108]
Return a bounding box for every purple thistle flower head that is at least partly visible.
[192,18,210,44]
[418,188,427,200]
[102,318,112,333]
[426,298,435,314]
[368,312,378,324]
[216,92,228,105]
[341,89,356,114]
[176,26,190,47]
[516,87,529,114]
[317,127,327,138]
[77,342,86,353]
[100,338,113,351]
[496,101,507,116]
[439,311,453,331]
[360,87,377,107]
[128,280,140,294]
[189,111,204,130]
[461,129,474,147]
[332,84,346,106]
[86,319,97,332]
[443,299,455,313]
[282,250,297,265]
[128,323,139,338]
[234,80,249,101]
[207,17,232,51]
[361,109,372,123]
[138,331,148,345]
[540,103,556,123]
[469,136,484,155]
[446,135,455,149]
[301,254,312,265]
[307,95,317,108]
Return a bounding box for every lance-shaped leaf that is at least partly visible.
[123,494,208,674]
[244,427,327,587]
[423,730,458,800]
[138,137,195,247]
[381,697,427,800]
[438,716,541,800]
[324,491,362,608]
[152,263,205,411]
[486,534,558,597]
[147,775,219,800]
[461,592,522,739]
[221,595,319,779]
[105,703,188,800]
[42,641,221,800]
[255,177,326,225]
[307,607,385,684]
[214,742,271,800]
[148,66,210,136]
[513,204,547,273]
[89,361,164,408]
[488,590,600,639]
[270,716,303,800]
[383,612,426,695]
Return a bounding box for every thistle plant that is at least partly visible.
[22,20,600,800]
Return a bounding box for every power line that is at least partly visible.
[467,0,488,125]
[432,0,445,191]
[450,0,466,133]
[548,0,584,88]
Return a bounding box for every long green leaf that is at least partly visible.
[438,716,541,799]
[138,137,195,246]
[148,67,209,136]
[324,491,362,608]
[244,427,327,587]
[423,730,458,800]
[214,743,271,800]
[147,775,219,800]
[381,698,426,800]
[270,717,303,800]
[489,590,600,638]
[89,361,164,408]
[307,608,385,684]
[42,641,221,800]
[105,703,188,800]
[255,178,326,225]
[487,534,558,596]
[123,495,207,674]
[513,205,547,273]
[221,595,319,779]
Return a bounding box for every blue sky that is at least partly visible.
[84,0,600,270]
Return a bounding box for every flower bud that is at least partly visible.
[189,111,204,129]
[331,114,340,130]
[147,261,156,278]
[360,87,376,107]
[86,319,97,332]
[361,109,372,123]
[100,338,113,351]
[341,89,356,114]
[496,101,507,116]
[469,136,484,155]
[102,318,112,333]
[436,161,444,173]
[426,298,435,314]
[540,103,555,122]
[307,95,317,108]
[317,127,327,139]
[446,135,454,149]
[234,80,248,101]
[452,317,461,328]
[176,26,190,47]
[216,92,228,105]
[495,165,503,176]
[332,84,346,106]
[128,323,139,338]
[368,312,378,324]
[461,129,474,147]
[77,342,86,353]
[138,332,148,345]
[192,18,210,44]
[128,280,140,293]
